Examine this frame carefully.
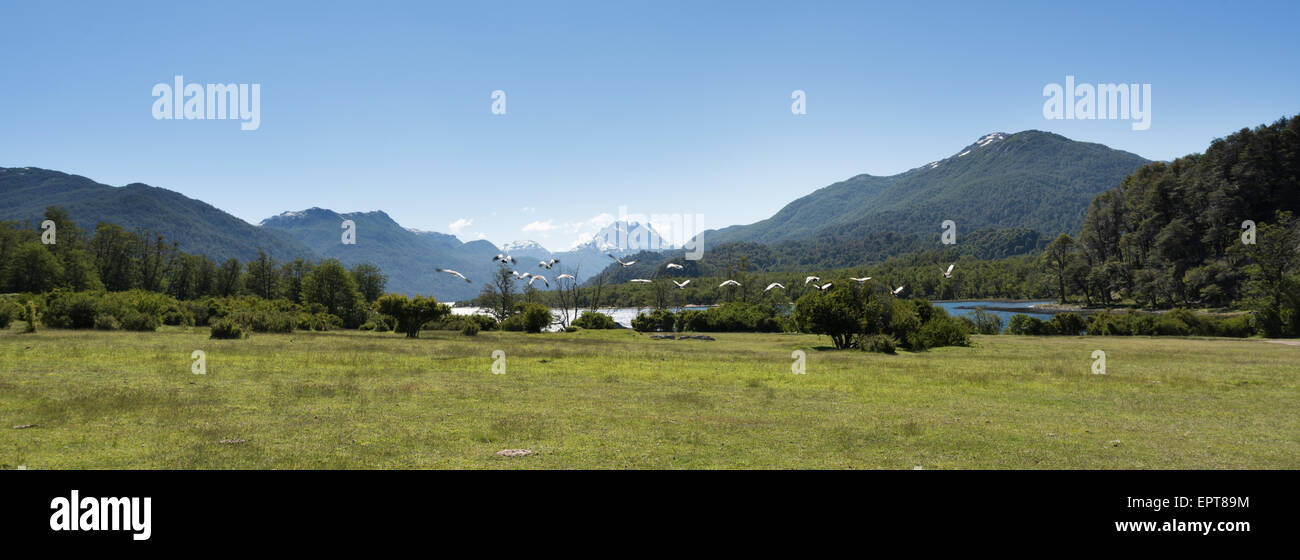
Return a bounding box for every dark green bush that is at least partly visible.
[573,311,617,329]
[42,290,100,329]
[632,309,678,332]
[499,315,525,331]
[917,313,971,348]
[461,322,480,336]
[674,303,782,333]
[0,301,16,329]
[1008,314,1050,335]
[1049,312,1087,335]
[209,319,248,339]
[517,302,552,333]
[859,334,897,354]
[93,313,120,330]
[23,301,38,332]
[675,310,707,332]
[970,308,1004,335]
[120,310,159,332]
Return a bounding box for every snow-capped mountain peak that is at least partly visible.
[502,240,550,255]
[974,132,1008,147]
[569,220,672,253]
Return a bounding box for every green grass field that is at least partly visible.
[2,325,1297,469]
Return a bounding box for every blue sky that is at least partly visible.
[2,0,1297,250]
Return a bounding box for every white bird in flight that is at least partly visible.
[942,263,955,279]
[493,254,516,264]
[817,282,833,292]
[556,274,576,281]
[512,270,532,279]
[892,285,906,296]
[719,280,741,288]
[673,279,691,289]
[804,276,821,285]
[849,277,872,283]
[528,275,549,288]
[608,254,636,267]
[665,263,684,270]
[764,282,785,292]
[630,278,653,283]
[435,268,471,283]
[539,258,560,269]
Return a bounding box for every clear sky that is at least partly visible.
[2,0,1297,250]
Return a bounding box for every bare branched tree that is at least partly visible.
[482,265,516,320]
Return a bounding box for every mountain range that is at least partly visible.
[701,131,1148,246]
[0,129,1150,301]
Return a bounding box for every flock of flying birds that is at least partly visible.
[435,254,957,297]
[433,253,570,288]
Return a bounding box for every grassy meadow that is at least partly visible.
[1,324,1297,469]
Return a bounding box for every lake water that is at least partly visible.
[933,300,1055,332]
[453,301,1053,332]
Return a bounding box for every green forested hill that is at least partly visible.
[258,208,507,301]
[704,131,1149,246]
[0,167,315,263]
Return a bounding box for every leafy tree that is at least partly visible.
[481,265,516,321]
[1041,233,1076,303]
[7,242,63,293]
[300,258,361,320]
[280,259,313,304]
[375,293,449,338]
[794,291,858,349]
[350,262,387,303]
[516,302,552,333]
[216,258,244,296]
[245,250,281,300]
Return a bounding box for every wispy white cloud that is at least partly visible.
[448,218,473,234]
[564,212,616,234]
[522,219,557,233]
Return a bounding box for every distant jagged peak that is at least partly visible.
[260,207,395,226]
[974,132,1009,147]
[910,132,1012,172]
[570,220,672,253]
[260,207,329,225]
[503,239,550,255]
[955,132,1010,158]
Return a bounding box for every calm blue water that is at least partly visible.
[933,300,1054,333]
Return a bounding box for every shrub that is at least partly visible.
[917,314,971,348]
[375,293,450,338]
[0,301,16,329]
[499,314,525,331]
[209,319,248,339]
[1008,314,1050,335]
[23,301,39,332]
[970,308,1004,335]
[517,302,552,333]
[859,334,897,354]
[676,310,707,332]
[42,290,100,329]
[1213,315,1254,337]
[1049,313,1087,335]
[93,313,121,331]
[461,322,480,336]
[573,311,617,329]
[632,309,677,332]
[695,303,781,333]
[120,310,159,332]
